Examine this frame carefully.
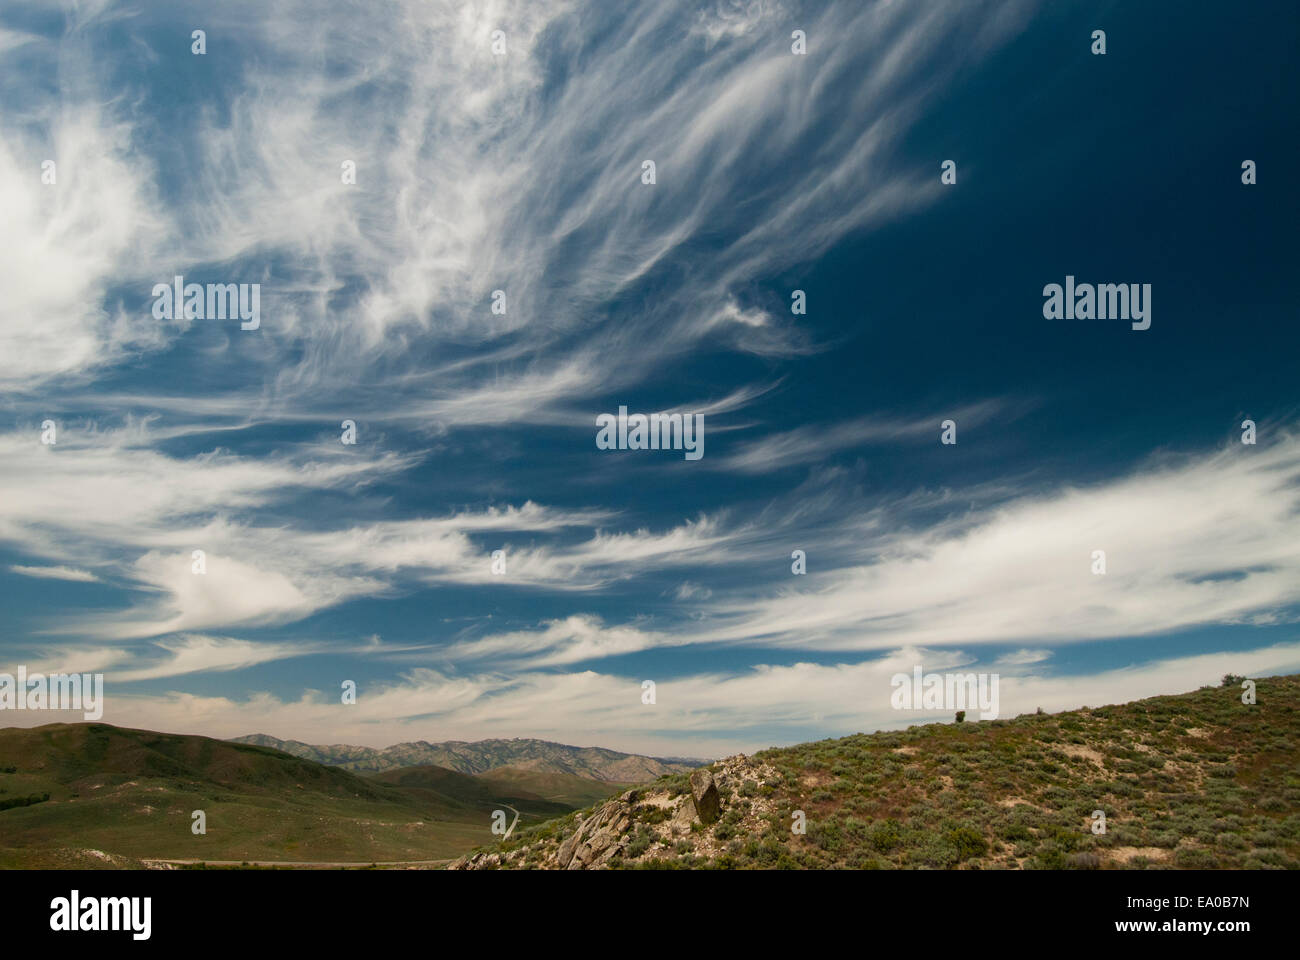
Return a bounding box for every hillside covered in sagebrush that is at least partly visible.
[457,673,1300,870]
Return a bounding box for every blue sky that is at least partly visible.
[1,0,1298,757]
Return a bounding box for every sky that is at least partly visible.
[1,0,1298,759]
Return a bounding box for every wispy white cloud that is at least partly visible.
[9,424,1300,653]
[455,433,1300,661]
[713,400,1009,473]
[108,634,317,683]
[0,0,1035,421]
[691,434,1300,651]
[996,648,1052,666]
[0,107,169,389]
[8,564,99,583]
[443,615,674,668]
[10,633,393,685]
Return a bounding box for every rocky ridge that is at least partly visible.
[449,754,779,870]
[229,733,702,780]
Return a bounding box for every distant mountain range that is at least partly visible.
[0,723,646,867]
[227,733,704,781]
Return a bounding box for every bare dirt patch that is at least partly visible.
[1107,846,1171,864]
[637,791,676,810]
[1059,744,1104,763]
[998,796,1037,809]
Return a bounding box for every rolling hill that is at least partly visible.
[366,763,632,811]
[228,733,701,780]
[0,724,624,868]
[475,765,639,808]
[454,673,1300,870]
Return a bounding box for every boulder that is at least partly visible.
[669,799,697,835]
[689,768,721,824]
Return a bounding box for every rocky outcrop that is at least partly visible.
[556,800,632,868]
[448,754,780,870]
[689,768,721,824]
[448,796,638,871]
[449,850,503,870]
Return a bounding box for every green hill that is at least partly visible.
[0,724,613,868]
[456,673,1300,870]
[365,764,589,820]
[475,765,636,809]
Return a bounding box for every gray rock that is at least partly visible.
[554,800,636,870]
[556,829,582,868]
[670,799,697,834]
[689,768,721,824]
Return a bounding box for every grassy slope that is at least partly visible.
[742,674,1299,869]
[0,724,580,866]
[365,764,579,819]
[502,674,1300,869]
[474,765,633,808]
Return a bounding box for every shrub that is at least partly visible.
[912,836,960,868]
[808,820,844,853]
[1033,844,1067,870]
[637,805,671,825]
[626,830,652,858]
[1174,847,1220,869]
[868,819,902,853]
[847,851,885,869]
[1001,823,1031,842]
[0,792,50,812]
[947,825,987,861]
